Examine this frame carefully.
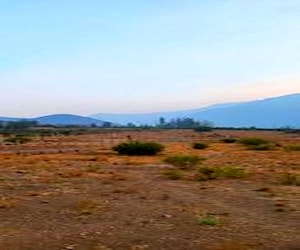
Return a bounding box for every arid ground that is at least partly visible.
[0,130,299,250]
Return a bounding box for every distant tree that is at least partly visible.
[126,123,136,128]
[3,120,38,130]
[102,122,112,128]
[159,117,166,127]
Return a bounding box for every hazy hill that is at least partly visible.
[0,114,107,126]
[190,93,300,128]
[91,102,242,126]
[34,114,106,126]
[0,117,22,122]
[91,94,300,128]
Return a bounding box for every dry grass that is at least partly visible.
[0,129,299,249]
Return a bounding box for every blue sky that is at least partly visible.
[1,0,300,117]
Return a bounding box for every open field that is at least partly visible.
[0,129,299,250]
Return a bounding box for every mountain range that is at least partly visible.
[0,114,106,126]
[1,93,299,128]
[92,94,300,128]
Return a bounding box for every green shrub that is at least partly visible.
[164,155,205,170]
[192,142,209,150]
[238,137,276,150]
[279,173,300,186]
[197,166,218,180]
[197,214,220,226]
[238,137,270,146]
[284,144,300,151]
[4,135,31,144]
[163,169,184,180]
[197,166,247,180]
[113,141,164,156]
[220,138,237,143]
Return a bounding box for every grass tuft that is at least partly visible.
[279,173,300,186]
[164,155,206,170]
[197,214,220,226]
[192,142,209,150]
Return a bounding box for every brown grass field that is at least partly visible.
[0,129,299,250]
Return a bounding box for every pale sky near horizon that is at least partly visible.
[1,0,300,117]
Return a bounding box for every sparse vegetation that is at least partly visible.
[192,142,209,150]
[0,129,299,249]
[113,141,164,156]
[238,137,270,146]
[284,144,300,151]
[197,214,220,226]
[238,137,275,150]
[163,169,184,180]
[164,155,205,170]
[197,166,247,180]
[279,173,300,186]
[3,135,31,144]
[246,143,275,151]
[220,138,237,143]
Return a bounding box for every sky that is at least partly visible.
[1,0,300,117]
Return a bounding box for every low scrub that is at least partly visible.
[238,137,270,146]
[113,141,164,156]
[279,173,300,186]
[4,135,31,144]
[197,166,247,180]
[238,137,275,150]
[246,144,275,151]
[164,155,205,170]
[163,169,184,180]
[220,138,237,143]
[192,142,209,150]
[284,144,300,151]
[197,214,220,226]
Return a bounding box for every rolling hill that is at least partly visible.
[91,102,242,126]
[91,93,300,128]
[35,114,107,126]
[0,117,22,122]
[190,93,300,128]
[0,114,107,126]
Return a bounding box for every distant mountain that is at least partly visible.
[91,102,243,126]
[190,93,300,128]
[91,94,300,128]
[0,114,107,126]
[2,93,299,128]
[35,114,106,126]
[0,116,22,122]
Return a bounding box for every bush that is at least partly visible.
[246,144,275,151]
[164,155,205,170]
[220,138,237,143]
[284,144,300,151]
[279,173,300,186]
[238,137,270,146]
[4,135,31,144]
[197,214,220,226]
[113,141,164,156]
[238,137,275,150]
[192,142,209,150]
[163,169,184,180]
[197,166,247,180]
